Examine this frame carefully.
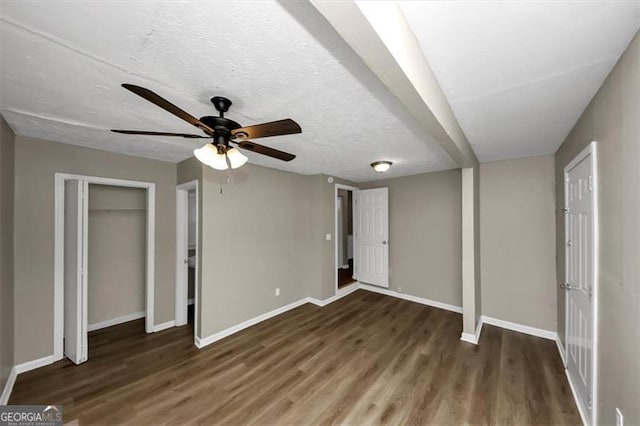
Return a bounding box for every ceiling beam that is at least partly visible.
[310,0,478,168]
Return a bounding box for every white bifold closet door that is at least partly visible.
[64,179,89,364]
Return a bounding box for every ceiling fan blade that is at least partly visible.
[111,130,210,139]
[121,84,214,135]
[235,140,296,162]
[231,119,301,140]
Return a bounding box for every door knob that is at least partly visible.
[382,241,388,245]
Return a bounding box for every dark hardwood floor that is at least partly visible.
[10,290,581,425]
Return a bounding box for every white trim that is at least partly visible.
[358,283,463,313]
[196,283,361,349]
[0,367,17,405]
[175,180,199,345]
[563,141,599,426]
[15,356,55,374]
[556,334,567,367]
[195,299,310,349]
[334,183,359,295]
[87,311,146,332]
[175,180,199,344]
[54,173,156,362]
[310,281,360,307]
[481,315,556,340]
[153,320,176,332]
[566,367,589,426]
[460,316,484,345]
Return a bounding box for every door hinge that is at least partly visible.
[563,207,570,213]
[588,287,593,299]
[588,175,593,192]
[588,394,592,410]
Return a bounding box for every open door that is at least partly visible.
[356,188,389,288]
[64,179,88,364]
[564,144,597,424]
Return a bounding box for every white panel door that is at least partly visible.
[64,179,88,365]
[356,188,389,287]
[565,155,593,420]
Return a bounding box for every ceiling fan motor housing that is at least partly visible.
[199,115,242,147]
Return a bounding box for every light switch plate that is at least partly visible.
[275,288,280,297]
[326,233,332,241]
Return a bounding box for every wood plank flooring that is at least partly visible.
[10,290,581,425]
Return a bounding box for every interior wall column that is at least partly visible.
[461,166,481,343]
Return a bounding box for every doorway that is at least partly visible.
[563,141,598,426]
[53,173,156,363]
[175,180,199,343]
[335,184,358,292]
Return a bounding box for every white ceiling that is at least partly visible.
[398,0,640,162]
[0,1,456,182]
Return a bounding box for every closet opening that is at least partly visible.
[175,180,199,344]
[53,173,156,364]
[335,184,359,292]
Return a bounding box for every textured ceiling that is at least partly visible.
[398,0,640,162]
[0,1,456,182]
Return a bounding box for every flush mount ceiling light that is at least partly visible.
[371,161,392,173]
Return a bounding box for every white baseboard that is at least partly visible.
[0,353,63,405]
[196,298,310,349]
[481,315,556,340]
[196,284,362,349]
[358,283,463,314]
[460,317,484,345]
[556,334,567,367]
[15,355,55,374]
[310,282,360,307]
[0,367,17,405]
[1,354,57,404]
[153,320,176,332]
[88,311,146,332]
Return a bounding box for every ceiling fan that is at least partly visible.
[111,84,301,170]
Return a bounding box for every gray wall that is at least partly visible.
[0,116,15,393]
[480,155,556,331]
[199,164,318,337]
[555,32,639,425]
[88,185,146,326]
[13,136,176,364]
[361,169,462,307]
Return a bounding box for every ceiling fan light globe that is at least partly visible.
[226,147,248,169]
[194,144,228,170]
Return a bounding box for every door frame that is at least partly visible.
[54,173,156,362]
[335,183,359,295]
[175,180,199,343]
[563,141,599,426]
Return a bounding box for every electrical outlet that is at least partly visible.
[275,288,280,297]
[397,287,402,293]
[616,408,623,426]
